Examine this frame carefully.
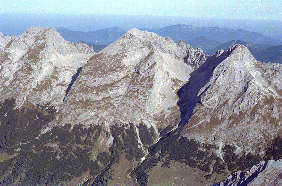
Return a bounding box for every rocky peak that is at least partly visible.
[125,28,149,37]
[180,42,281,153]
[0,27,95,108]
[215,49,225,57]
[176,40,207,69]
[60,28,196,131]
[102,28,177,57]
[7,27,56,50]
[227,44,256,63]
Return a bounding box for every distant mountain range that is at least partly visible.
[207,40,270,54]
[57,27,125,45]
[56,25,281,63]
[152,24,280,45]
[188,36,221,52]
[256,45,282,63]
[208,40,282,64]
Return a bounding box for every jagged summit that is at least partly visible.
[217,43,253,57]
[211,43,257,75]
[126,27,145,36]
[23,27,58,36]
[60,27,205,130]
[179,40,281,153]
[101,28,178,56]
[0,27,95,107]
[101,28,206,70]
[124,28,173,42]
[6,27,61,50]
[228,43,254,57]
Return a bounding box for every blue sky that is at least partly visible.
[0,0,280,20]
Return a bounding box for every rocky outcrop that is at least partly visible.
[60,28,198,131]
[0,27,94,108]
[181,44,281,153]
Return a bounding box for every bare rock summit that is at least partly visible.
[0,27,95,108]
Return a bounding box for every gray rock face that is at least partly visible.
[0,27,94,108]
[60,28,197,132]
[180,44,281,154]
[177,40,207,69]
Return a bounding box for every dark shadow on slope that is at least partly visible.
[149,49,234,157]
[177,49,233,126]
[63,67,83,102]
[212,161,268,186]
[238,161,268,186]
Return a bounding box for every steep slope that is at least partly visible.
[50,28,208,184]
[181,44,281,153]
[0,28,205,185]
[131,44,281,185]
[61,28,204,130]
[0,27,94,108]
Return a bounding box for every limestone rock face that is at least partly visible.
[181,44,281,153]
[61,28,195,131]
[0,27,94,108]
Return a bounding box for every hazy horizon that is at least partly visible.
[0,0,281,42]
[0,13,281,40]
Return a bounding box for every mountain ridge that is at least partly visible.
[152,24,281,45]
[0,27,95,108]
[57,27,125,46]
[56,24,281,54]
[0,27,281,186]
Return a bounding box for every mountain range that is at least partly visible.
[0,27,281,185]
[153,24,280,45]
[56,25,282,64]
[256,45,282,63]
[57,27,125,45]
